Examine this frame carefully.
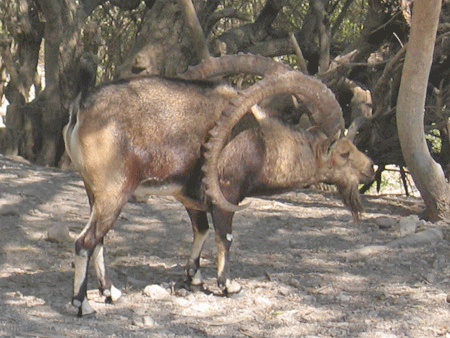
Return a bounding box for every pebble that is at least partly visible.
[173,297,190,307]
[0,205,20,217]
[432,254,447,270]
[132,315,156,327]
[254,296,272,307]
[143,284,170,300]
[374,216,397,229]
[398,215,419,236]
[336,292,352,302]
[338,214,352,222]
[46,224,72,243]
[278,286,290,296]
[288,278,300,288]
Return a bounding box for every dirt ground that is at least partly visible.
[1,154,450,338]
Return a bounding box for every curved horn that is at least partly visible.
[203,70,345,212]
[178,53,292,80]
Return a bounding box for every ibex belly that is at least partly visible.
[134,182,184,197]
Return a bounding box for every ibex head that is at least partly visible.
[316,130,375,223]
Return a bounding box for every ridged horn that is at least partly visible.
[203,70,345,212]
[178,53,292,80]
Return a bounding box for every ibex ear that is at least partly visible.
[324,130,341,154]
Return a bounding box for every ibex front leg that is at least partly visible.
[211,206,241,295]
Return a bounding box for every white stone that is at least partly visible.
[143,284,170,300]
[399,215,420,236]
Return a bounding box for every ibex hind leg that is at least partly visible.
[92,239,122,303]
[72,194,129,317]
[185,208,210,291]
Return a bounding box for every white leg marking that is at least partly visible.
[74,250,89,296]
[92,244,107,287]
[110,285,122,302]
[92,243,122,302]
[189,229,209,262]
[78,210,96,240]
[216,234,226,278]
[80,298,96,316]
[191,270,203,286]
[217,249,226,278]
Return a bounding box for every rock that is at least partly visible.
[337,292,352,302]
[388,227,443,248]
[288,278,301,288]
[46,224,72,243]
[192,302,212,312]
[132,315,156,327]
[278,286,291,296]
[255,296,272,307]
[143,284,170,300]
[433,254,447,270]
[423,272,438,284]
[398,215,420,236]
[0,205,20,217]
[374,216,397,229]
[173,297,190,307]
[126,276,148,289]
[338,214,352,222]
[355,245,390,256]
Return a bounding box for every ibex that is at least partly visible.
[63,54,374,316]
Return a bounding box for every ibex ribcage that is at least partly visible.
[63,54,374,316]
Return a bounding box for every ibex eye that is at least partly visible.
[341,152,350,159]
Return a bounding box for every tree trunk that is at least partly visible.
[310,0,330,73]
[116,0,195,77]
[396,0,450,221]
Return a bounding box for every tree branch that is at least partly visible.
[204,7,251,36]
[211,0,285,55]
[289,33,308,74]
[177,0,210,60]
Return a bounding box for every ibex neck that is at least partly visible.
[258,123,322,191]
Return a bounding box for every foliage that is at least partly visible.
[330,0,367,42]
[83,1,149,81]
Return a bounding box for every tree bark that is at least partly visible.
[116,0,192,77]
[177,0,210,60]
[397,0,450,221]
[310,0,330,73]
[22,0,93,165]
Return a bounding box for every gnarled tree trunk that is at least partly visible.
[397,0,450,221]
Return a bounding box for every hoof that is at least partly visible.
[102,285,122,303]
[187,268,203,286]
[189,282,209,294]
[179,279,211,295]
[73,298,96,317]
